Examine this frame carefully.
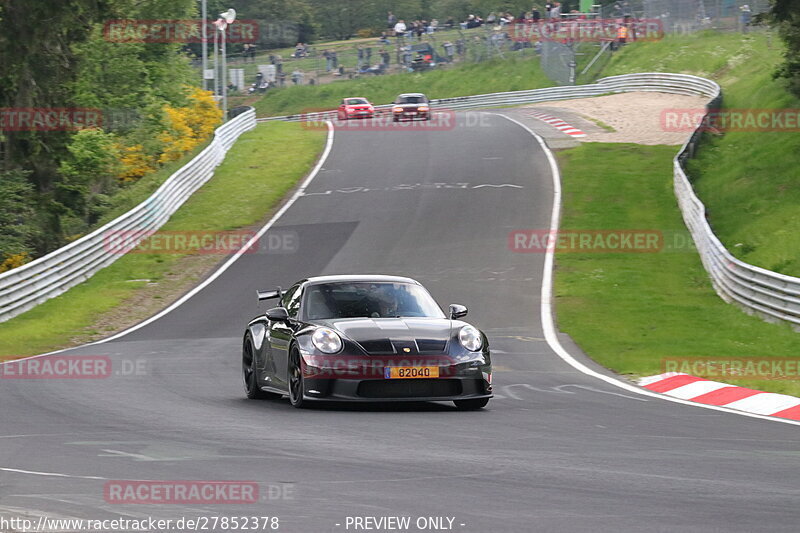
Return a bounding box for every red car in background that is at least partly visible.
[337,97,375,120]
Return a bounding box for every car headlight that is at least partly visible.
[458,325,483,352]
[312,327,343,354]
[418,105,429,111]
[393,106,403,113]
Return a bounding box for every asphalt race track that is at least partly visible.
[1,113,798,533]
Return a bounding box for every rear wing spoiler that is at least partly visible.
[257,287,282,302]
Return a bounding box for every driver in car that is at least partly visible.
[370,285,400,318]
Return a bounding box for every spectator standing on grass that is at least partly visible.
[388,11,397,29]
[291,69,303,85]
[323,49,332,71]
[550,2,561,19]
[443,41,455,61]
[394,19,407,41]
[331,51,338,70]
[380,48,390,67]
[740,4,752,33]
[532,6,541,22]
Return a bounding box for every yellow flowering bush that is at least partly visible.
[158,87,222,164]
[117,143,155,183]
[0,252,31,274]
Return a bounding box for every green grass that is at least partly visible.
[253,53,552,116]
[0,122,326,358]
[604,30,800,277]
[554,143,800,397]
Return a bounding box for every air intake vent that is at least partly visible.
[416,339,447,353]
[358,339,395,355]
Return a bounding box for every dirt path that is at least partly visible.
[527,92,709,145]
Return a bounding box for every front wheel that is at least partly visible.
[288,346,307,408]
[454,397,490,410]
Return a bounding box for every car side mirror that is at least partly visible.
[449,304,468,320]
[266,307,289,322]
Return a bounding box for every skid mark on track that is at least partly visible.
[499,383,647,402]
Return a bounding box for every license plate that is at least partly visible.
[385,366,439,379]
[408,112,417,115]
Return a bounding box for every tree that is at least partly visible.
[770,0,800,98]
[0,169,39,264]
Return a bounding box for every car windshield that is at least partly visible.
[345,98,369,105]
[397,95,427,104]
[304,282,445,320]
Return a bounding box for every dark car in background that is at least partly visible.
[392,93,432,122]
[242,275,492,409]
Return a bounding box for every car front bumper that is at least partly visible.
[300,353,492,402]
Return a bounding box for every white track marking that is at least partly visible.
[492,112,800,427]
[0,122,335,364]
[0,467,105,480]
[663,381,730,400]
[723,394,800,415]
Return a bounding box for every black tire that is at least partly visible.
[243,335,280,400]
[288,345,307,408]
[454,397,490,410]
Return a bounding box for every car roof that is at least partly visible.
[397,93,427,97]
[343,97,368,100]
[301,274,421,286]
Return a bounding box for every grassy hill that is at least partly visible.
[603,31,800,276]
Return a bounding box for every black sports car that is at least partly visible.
[242,275,492,409]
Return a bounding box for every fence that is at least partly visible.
[0,109,256,323]
[214,26,541,94]
[597,0,771,32]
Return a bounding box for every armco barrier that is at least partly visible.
[4,75,798,328]
[0,108,256,323]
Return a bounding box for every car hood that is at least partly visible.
[320,317,452,355]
